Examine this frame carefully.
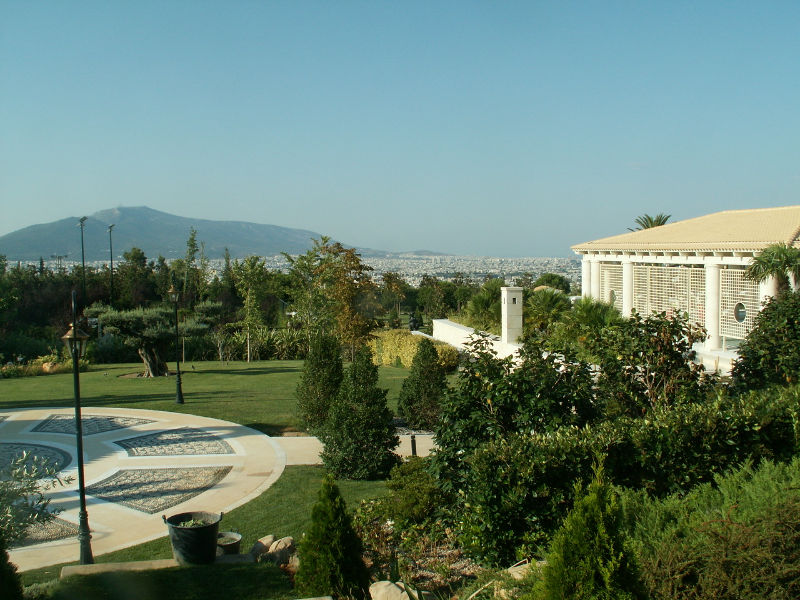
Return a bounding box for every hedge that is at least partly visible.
[456,385,800,565]
[369,329,459,371]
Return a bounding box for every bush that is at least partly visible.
[397,338,447,429]
[320,346,399,479]
[732,290,800,391]
[385,457,445,528]
[295,475,370,600]
[531,462,645,600]
[456,385,800,565]
[626,457,800,599]
[296,334,343,433]
[369,329,459,372]
[86,333,139,364]
[0,533,23,600]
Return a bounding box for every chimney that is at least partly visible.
[501,287,523,344]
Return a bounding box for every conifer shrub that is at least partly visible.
[531,462,645,600]
[320,346,400,479]
[625,457,800,599]
[0,533,23,600]
[397,338,446,429]
[297,334,343,433]
[295,475,371,600]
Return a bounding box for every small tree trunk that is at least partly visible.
[247,326,251,363]
[138,347,167,377]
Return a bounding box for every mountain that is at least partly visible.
[0,206,332,262]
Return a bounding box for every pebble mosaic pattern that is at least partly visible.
[32,414,155,435]
[114,427,234,456]
[0,442,72,472]
[87,466,233,513]
[15,517,79,548]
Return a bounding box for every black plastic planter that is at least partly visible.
[163,511,223,565]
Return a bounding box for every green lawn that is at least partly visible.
[4,360,404,595]
[0,359,410,434]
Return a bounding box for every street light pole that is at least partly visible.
[79,216,88,306]
[62,290,94,564]
[108,224,115,305]
[167,285,185,404]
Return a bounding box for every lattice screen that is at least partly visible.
[632,265,705,327]
[600,263,623,311]
[720,268,759,339]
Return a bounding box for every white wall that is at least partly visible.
[432,319,522,359]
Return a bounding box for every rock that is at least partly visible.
[369,581,433,600]
[42,362,59,374]
[266,536,295,566]
[507,562,531,581]
[250,534,276,557]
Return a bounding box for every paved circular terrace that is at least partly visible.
[3,407,286,572]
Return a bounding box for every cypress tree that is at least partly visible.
[320,346,399,479]
[397,338,446,429]
[0,533,24,600]
[297,334,344,433]
[295,475,370,600]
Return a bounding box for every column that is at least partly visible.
[622,258,634,317]
[501,287,524,344]
[759,275,778,308]
[590,258,601,299]
[581,256,592,298]
[705,262,721,350]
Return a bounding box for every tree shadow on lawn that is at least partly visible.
[198,366,300,376]
[244,422,306,436]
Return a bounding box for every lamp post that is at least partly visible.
[61,290,94,564]
[108,224,115,306]
[167,285,185,404]
[78,216,88,305]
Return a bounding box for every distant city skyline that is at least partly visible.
[2,3,799,256]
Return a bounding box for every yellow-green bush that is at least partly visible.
[369,330,459,372]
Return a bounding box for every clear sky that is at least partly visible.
[2,1,799,257]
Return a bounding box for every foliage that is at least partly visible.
[523,287,571,336]
[464,278,505,333]
[320,346,400,479]
[397,338,447,429]
[385,457,446,529]
[531,273,571,294]
[0,532,23,600]
[542,297,622,361]
[628,213,671,231]
[296,334,343,433]
[369,329,459,372]
[456,385,800,565]
[531,462,645,600]
[588,310,712,415]
[625,457,800,599]
[430,335,596,502]
[1,452,70,545]
[732,290,800,391]
[86,332,139,364]
[745,242,800,294]
[295,475,371,600]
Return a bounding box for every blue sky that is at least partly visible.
[2,1,799,256]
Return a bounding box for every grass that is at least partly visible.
[22,465,388,590]
[5,359,402,595]
[0,359,410,434]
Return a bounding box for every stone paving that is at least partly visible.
[2,406,434,572]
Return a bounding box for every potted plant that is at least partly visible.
[163,511,223,565]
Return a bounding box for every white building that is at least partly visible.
[571,206,800,359]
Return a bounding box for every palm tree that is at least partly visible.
[525,287,571,333]
[628,213,671,231]
[746,243,800,294]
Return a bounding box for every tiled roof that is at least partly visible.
[572,206,800,253]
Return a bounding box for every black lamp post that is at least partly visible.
[108,224,115,306]
[167,285,185,404]
[78,216,88,305]
[61,290,94,564]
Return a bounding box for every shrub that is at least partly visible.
[385,457,445,528]
[369,329,458,372]
[457,385,800,565]
[626,457,800,599]
[0,532,23,600]
[397,338,447,429]
[532,462,645,600]
[296,334,343,433]
[320,346,399,479]
[295,475,370,600]
[86,333,139,364]
[732,290,800,391]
